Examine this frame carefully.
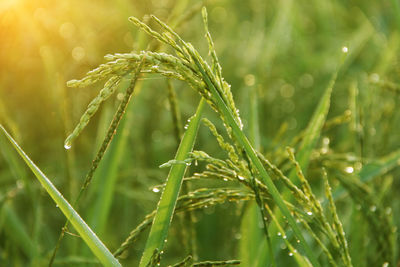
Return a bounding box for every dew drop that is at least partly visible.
[277,232,282,236]
[237,175,245,181]
[382,262,389,267]
[184,124,189,130]
[289,252,293,256]
[342,46,348,53]
[307,211,313,216]
[56,204,59,208]
[370,205,377,212]
[64,142,72,150]
[283,235,287,239]
[185,162,192,166]
[344,166,354,174]
[223,178,228,181]
[296,239,300,243]
[152,187,160,193]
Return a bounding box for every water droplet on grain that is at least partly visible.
[277,232,282,236]
[344,166,354,174]
[283,235,287,239]
[223,178,228,181]
[238,175,245,181]
[342,46,348,53]
[152,187,160,193]
[289,252,293,256]
[64,142,72,150]
[307,211,313,216]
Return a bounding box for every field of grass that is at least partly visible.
[1,0,400,266]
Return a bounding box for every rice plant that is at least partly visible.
[1,1,399,266]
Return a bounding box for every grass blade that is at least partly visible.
[139,98,206,266]
[0,125,122,267]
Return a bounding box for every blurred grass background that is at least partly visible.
[1,0,400,266]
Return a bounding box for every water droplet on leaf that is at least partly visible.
[152,187,160,193]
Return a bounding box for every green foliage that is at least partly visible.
[1,1,400,266]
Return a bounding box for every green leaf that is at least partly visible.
[0,125,122,267]
[139,98,206,266]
